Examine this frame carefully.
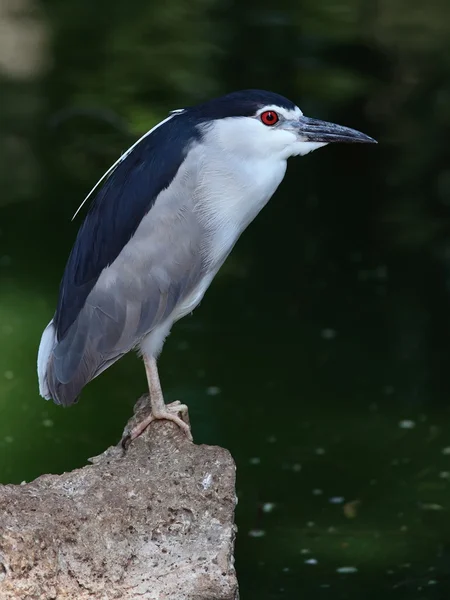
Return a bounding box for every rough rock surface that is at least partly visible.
[0,397,238,600]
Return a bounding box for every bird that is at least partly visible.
[37,89,376,444]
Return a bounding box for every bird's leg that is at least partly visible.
[126,355,192,444]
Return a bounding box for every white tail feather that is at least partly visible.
[37,320,56,399]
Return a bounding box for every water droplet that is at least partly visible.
[206,386,221,396]
[248,529,266,538]
[321,328,336,340]
[336,566,358,574]
[420,503,443,511]
[329,496,345,504]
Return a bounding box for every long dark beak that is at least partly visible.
[297,116,377,144]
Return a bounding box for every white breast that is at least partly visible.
[171,141,287,322]
[193,149,287,270]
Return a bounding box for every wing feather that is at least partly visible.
[54,111,200,340]
[42,110,205,405]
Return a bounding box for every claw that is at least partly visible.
[122,401,192,449]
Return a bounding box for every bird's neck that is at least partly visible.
[194,150,287,269]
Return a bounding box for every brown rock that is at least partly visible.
[0,398,238,600]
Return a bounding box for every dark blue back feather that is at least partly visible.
[54,114,201,339]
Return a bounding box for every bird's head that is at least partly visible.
[188,89,376,161]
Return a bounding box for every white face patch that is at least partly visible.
[251,104,328,158]
[207,103,328,161]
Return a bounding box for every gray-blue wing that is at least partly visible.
[45,187,205,406]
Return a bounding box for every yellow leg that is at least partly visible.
[126,355,192,444]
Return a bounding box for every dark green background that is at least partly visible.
[2,0,450,598]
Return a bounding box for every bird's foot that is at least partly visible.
[122,401,192,450]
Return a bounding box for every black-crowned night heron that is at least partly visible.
[37,89,376,444]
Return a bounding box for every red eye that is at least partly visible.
[260,110,279,126]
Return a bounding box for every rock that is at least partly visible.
[0,397,238,600]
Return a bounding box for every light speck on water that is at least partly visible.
[375,265,388,280]
[300,549,311,555]
[315,447,326,455]
[4,371,14,380]
[439,471,450,479]
[306,521,315,527]
[321,328,336,340]
[304,558,318,565]
[329,496,345,504]
[248,529,266,538]
[336,566,358,574]
[312,489,323,495]
[4,436,14,443]
[262,502,276,513]
[266,435,277,443]
[398,419,416,429]
[420,503,444,511]
[292,463,302,472]
[42,419,54,428]
[442,447,450,455]
[249,457,261,465]
[206,386,221,396]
